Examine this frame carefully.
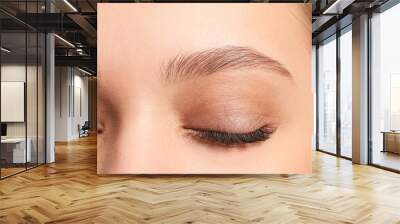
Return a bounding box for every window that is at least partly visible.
[339,27,352,158]
[317,36,337,154]
[371,2,400,171]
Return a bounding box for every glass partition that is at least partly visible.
[312,45,317,150]
[27,31,38,169]
[317,35,337,154]
[38,32,45,165]
[1,31,28,177]
[0,1,46,179]
[339,27,352,158]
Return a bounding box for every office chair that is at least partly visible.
[79,121,90,138]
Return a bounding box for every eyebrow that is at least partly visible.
[162,46,292,83]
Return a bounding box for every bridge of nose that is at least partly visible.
[112,95,186,173]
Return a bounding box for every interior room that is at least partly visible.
[0,0,400,223]
[0,28,46,178]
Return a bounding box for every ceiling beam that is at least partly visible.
[55,55,96,71]
[66,14,97,47]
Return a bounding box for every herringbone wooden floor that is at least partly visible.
[1,135,400,224]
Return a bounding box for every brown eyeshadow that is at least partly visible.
[172,73,289,133]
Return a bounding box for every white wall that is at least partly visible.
[55,67,89,141]
[1,65,39,137]
[1,82,25,122]
[55,66,70,141]
[1,65,26,138]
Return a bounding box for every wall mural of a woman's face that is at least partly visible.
[97,3,312,174]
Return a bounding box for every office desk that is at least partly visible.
[382,131,400,154]
[1,138,31,163]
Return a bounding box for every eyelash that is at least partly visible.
[184,126,276,146]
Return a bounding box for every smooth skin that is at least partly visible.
[97,4,312,174]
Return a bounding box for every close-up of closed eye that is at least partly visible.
[96,3,313,175]
[183,125,277,147]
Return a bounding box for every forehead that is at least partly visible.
[98,3,311,91]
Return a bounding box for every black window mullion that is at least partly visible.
[25,0,28,171]
[0,26,2,179]
[367,11,373,165]
[336,28,341,157]
[316,44,320,150]
[36,0,39,167]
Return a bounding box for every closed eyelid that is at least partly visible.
[183,125,277,136]
[183,125,278,147]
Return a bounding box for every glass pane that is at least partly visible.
[27,31,38,169]
[25,0,38,169]
[0,1,46,178]
[317,36,337,154]
[340,28,352,158]
[371,4,400,171]
[1,31,27,177]
[312,45,317,150]
[38,33,45,165]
